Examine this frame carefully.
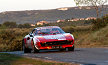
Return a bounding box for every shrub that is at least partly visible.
[18,23,32,28]
[92,14,108,30]
[3,21,17,28]
[62,26,75,33]
[0,28,31,51]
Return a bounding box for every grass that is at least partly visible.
[0,53,79,65]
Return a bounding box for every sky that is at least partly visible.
[0,0,76,12]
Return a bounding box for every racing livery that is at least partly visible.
[22,26,74,53]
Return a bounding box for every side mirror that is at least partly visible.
[29,33,33,37]
[30,34,33,37]
[29,32,33,37]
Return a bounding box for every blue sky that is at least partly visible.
[0,0,76,12]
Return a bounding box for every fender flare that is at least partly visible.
[32,38,39,50]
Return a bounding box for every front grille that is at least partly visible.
[40,40,73,46]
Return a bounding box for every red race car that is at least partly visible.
[22,26,74,53]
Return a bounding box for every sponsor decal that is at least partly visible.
[43,34,66,40]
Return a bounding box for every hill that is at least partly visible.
[0,5,108,24]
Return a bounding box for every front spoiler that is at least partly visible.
[37,44,73,50]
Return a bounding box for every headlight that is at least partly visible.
[71,34,74,40]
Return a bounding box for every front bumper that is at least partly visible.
[38,44,74,50]
[36,40,74,50]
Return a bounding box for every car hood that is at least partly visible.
[34,33,73,42]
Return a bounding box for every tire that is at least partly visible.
[24,46,31,53]
[34,46,39,53]
[22,39,31,53]
[31,40,39,53]
[65,47,69,51]
[60,49,65,51]
[68,46,74,51]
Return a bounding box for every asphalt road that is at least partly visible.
[1,48,108,65]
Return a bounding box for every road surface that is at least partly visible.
[1,48,108,65]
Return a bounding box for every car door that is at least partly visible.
[27,29,36,49]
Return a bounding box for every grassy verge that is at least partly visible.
[0,53,78,65]
[75,25,108,48]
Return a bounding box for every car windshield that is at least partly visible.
[32,27,65,35]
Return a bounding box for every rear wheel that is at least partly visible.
[22,39,31,53]
[24,46,31,53]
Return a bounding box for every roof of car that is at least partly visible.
[35,26,60,30]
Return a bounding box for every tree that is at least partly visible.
[74,0,107,18]
[92,14,108,30]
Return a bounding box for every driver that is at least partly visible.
[51,28,60,34]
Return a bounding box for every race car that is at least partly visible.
[22,26,74,53]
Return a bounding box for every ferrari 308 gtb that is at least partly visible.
[22,26,74,53]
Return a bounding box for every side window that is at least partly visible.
[32,29,36,33]
[32,29,37,36]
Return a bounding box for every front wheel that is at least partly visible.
[68,46,74,51]
[65,46,74,51]
[31,40,39,53]
[34,46,40,53]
